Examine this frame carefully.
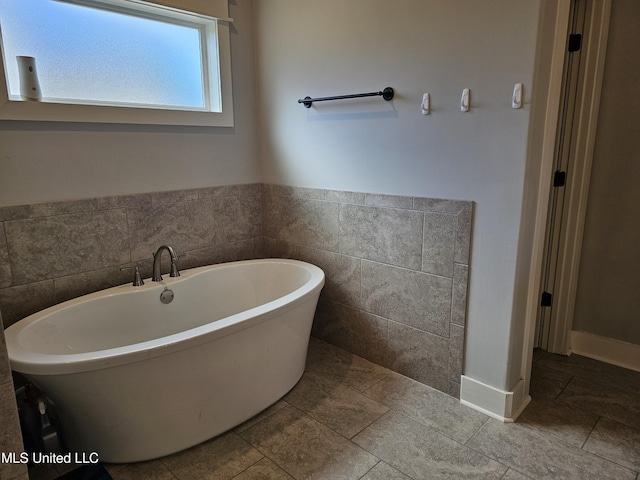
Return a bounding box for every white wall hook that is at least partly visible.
[421,93,431,115]
[512,83,523,109]
[460,88,470,112]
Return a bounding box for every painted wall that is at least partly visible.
[0,1,260,206]
[254,0,542,392]
[573,0,640,345]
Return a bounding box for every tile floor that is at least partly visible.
[29,338,640,480]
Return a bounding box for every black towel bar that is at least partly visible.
[298,87,394,108]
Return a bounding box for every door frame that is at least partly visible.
[536,0,588,352]
[541,0,611,355]
[520,0,611,400]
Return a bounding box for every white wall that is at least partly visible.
[254,0,542,392]
[0,1,260,206]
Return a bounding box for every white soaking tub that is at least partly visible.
[5,259,324,463]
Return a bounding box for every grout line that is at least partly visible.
[346,406,391,442]
[224,436,265,480]
[580,416,601,450]
[574,441,639,477]
[356,461,381,480]
[464,415,492,447]
[555,374,575,399]
[360,258,454,281]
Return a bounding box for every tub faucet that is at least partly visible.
[152,245,180,282]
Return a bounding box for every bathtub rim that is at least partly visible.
[5,258,325,376]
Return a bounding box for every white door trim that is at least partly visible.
[519,0,573,401]
[546,0,611,354]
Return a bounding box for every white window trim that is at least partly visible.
[0,0,234,127]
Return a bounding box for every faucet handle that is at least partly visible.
[120,266,145,286]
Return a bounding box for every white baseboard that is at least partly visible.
[460,375,531,423]
[571,330,640,372]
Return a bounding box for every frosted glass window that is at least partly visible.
[0,0,216,111]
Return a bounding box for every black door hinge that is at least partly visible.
[540,291,553,307]
[553,171,567,187]
[568,33,582,52]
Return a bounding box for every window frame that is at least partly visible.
[0,0,234,127]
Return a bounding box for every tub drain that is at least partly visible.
[160,288,174,304]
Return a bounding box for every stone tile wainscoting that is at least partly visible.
[262,185,472,397]
[0,183,472,398]
[0,311,28,480]
[0,184,263,327]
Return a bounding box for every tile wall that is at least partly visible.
[0,184,263,327]
[0,311,28,480]
[0,183,472,398]
[261,185,472,397]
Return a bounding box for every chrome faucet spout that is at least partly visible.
[152,245,180,282]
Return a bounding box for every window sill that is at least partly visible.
[0,97,234,127]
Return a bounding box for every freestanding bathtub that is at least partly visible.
[6,259,324,463]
